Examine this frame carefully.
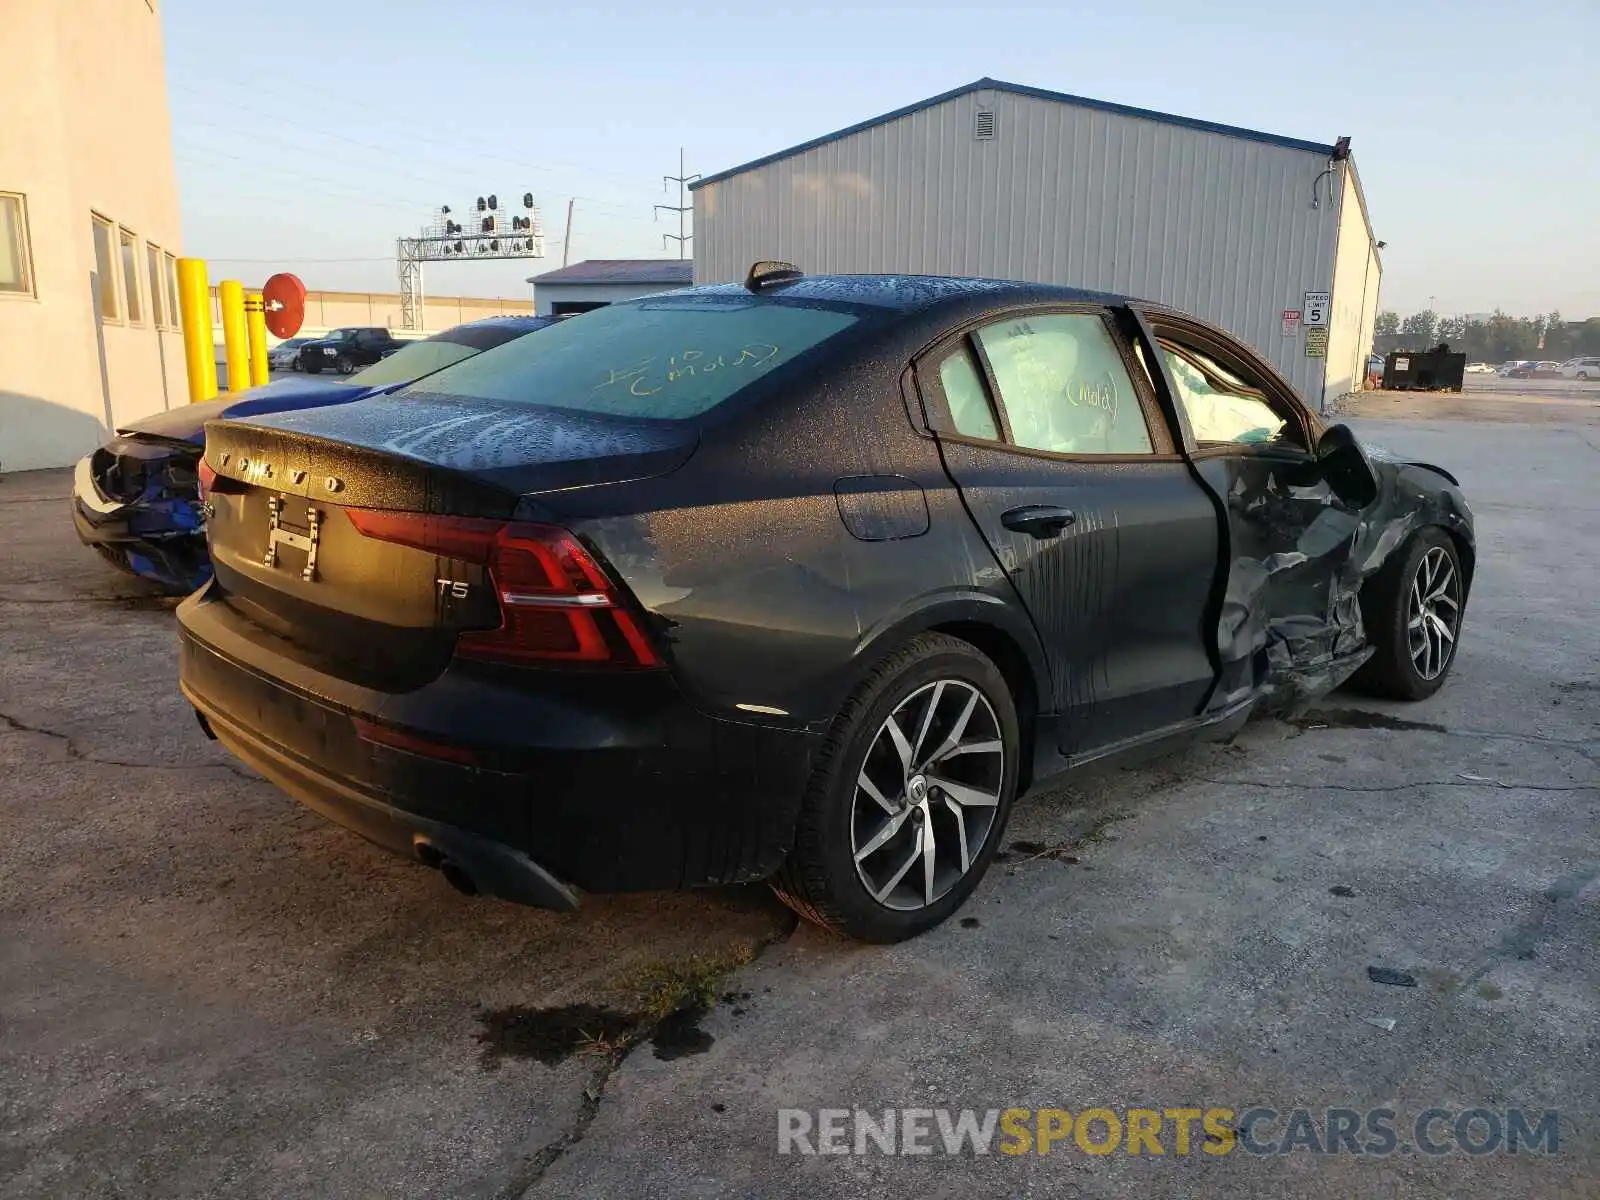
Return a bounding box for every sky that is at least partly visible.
[164,0,1598,319]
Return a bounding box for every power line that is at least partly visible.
[173,143,430,212]
[205,256,394,263]
[653,148,698,260]
[169,79,648,191]
[174,136,657,229]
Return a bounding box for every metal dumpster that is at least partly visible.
[1382,345,1466,392]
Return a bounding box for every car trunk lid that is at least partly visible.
[201,394,695,689]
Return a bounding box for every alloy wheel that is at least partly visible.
[1407,545,1461,680]
[851,679,1005,911]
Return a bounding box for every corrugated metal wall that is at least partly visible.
[695,88,1359,406]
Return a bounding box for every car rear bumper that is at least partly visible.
[176,581,819,903]
[191,697,581,909]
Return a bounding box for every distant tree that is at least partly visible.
[1543,311,1568,358]
[1436,315,1465,345]
[1574,318,1600,355]
[1458,320,1492,362]
[1375,310,1400,337]
[1482,311,1539,362]
[1399,309,1438,346]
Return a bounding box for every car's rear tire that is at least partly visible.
[1350,528,1465,701]
[771,633,1020,943]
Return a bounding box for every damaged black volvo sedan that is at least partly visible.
[177,268,1473,942]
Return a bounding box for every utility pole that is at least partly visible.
[562,198,575,268]
[654,147,699,259]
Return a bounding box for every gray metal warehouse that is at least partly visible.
[692,78,1381,409]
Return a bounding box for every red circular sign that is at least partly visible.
[262,272,307,339]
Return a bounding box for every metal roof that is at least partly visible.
[692,78,1337,190]
[526,259,694,286]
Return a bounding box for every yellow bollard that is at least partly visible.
[176,258,218,403]
[218,279,250,393]
[245,292,270,388]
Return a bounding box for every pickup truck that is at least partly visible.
[298,327,408,374]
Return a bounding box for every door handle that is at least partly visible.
[1001,504,1077,539]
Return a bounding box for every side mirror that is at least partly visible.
[1316,423,1379,509]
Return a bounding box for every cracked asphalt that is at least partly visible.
[2,411,1596,1198]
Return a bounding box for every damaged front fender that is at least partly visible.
[1203,439,1474,714]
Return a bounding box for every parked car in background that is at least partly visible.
[1465,362,1495,374]
[1508,361,1562,379]
[72,316,554,591]
[266,337,314,372]
[177,269,1475,942]
[1558,357,1600,380]
[299,327,409,374]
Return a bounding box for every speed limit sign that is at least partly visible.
[1303,291,1331,328]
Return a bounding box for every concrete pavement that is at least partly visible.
[0,414,1595,1198]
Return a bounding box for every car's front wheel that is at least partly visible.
[1352,528,1465,700]
[772,633,1020,942]
[335,354,355,375]
[304,358,323,374]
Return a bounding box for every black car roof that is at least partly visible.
[428,315,555,351]
[681,274,1130,314]
[439,314,555,333]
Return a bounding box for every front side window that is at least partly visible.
[0,194,33,295]
[404,295,863,420]
[1159,341,1289,446]
[91,215,118,319]
[974,313,1153,455]
[119,228,142,323]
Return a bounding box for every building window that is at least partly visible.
[119,227,143,323]
[0,193,34,296]
[164,250,179,327]
[91,213,119,320]
[146,242,166,327]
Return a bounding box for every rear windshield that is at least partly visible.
[346,339,482,388]
[397,295,861,419]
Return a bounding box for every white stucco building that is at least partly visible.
[1,0,188,472]
[692,78,1381,409]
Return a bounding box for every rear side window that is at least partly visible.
[976,314,1153,455]
[401,296,861,419]
[938,348,999,440]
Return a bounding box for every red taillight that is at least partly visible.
[197,457,217,499]
[344,509,662,669]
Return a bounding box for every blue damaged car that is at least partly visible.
[71,315,554,591]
